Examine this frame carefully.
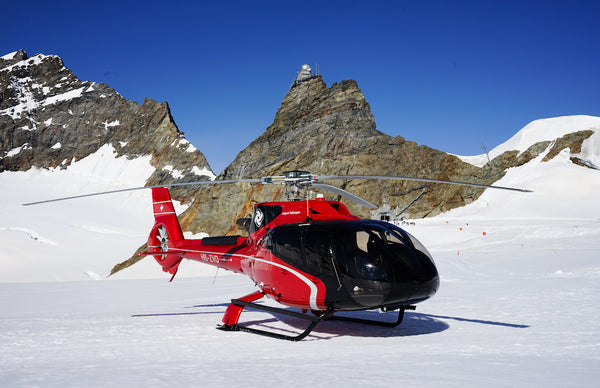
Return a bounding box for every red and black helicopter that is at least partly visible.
[25,171,530,341]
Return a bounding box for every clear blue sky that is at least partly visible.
[3,0,599,174]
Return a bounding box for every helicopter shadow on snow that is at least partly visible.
[130,304,445,339]
[231,309,529,340]
[133,303,528,340]
[131,303,232,318]
[241,311,447,340]
[183,303,450,339]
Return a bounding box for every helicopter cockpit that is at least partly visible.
[265,220,439,310]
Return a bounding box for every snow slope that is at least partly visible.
[0,144,215,283]
[458,115,600,168]
[1,116,600,386]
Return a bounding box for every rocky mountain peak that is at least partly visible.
[220,76,378,181]
[0,49,28,66]
[184,75,494,236]
[0,50,214,203]
[269,76,376,135]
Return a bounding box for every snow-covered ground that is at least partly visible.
[1,117,600,386]
[0,144,210,283]
[1,213,598,386]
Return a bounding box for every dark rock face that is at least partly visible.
[0,50,214,201]
[542,130,594,164]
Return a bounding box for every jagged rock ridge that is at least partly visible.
[0,50,214,202]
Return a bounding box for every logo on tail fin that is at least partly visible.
[157,225,169,260]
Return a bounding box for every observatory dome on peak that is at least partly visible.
[290,63,320,89]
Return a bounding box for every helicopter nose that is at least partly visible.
[385,241,439,305]
[343,244,439,308]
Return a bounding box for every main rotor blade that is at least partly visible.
[317,175,533,193]
[22,178,261,206]
[312,182,377,209]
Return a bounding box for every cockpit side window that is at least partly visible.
[355,230,370,253]
[271,226,303,268]
[269,225,335,277]
[302,228,334,276]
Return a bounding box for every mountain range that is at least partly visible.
[0,50,214,188]
[1,50,599,276]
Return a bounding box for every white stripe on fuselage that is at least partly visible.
[251,257,319,311]
[173,247,319,311]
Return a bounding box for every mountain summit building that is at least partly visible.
[291,64,321,89]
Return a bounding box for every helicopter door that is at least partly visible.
[331,224,391,307]
[269,225,335,277]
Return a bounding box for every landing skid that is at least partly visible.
[325,305,416,327]
[217,297,416,341]
[217,298,333,341]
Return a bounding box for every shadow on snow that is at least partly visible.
[131,303,528,340]
[131,303,230,318]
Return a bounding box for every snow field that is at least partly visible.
[1,223,599,388]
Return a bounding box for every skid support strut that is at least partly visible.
[219,290,265,326]
[217,296,333,341]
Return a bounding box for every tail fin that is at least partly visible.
[148,187,185,275]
